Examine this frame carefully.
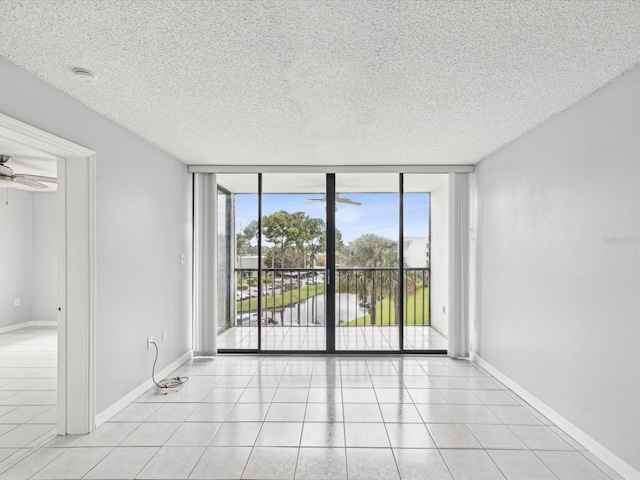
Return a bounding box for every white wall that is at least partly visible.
[430,182,448,337]
[0,55,192,414]
[0,190,58,328]
[475,66,640,472]
[0,189,33,328]
[32,192,57,322]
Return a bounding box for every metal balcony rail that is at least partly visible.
[233,267,429,329]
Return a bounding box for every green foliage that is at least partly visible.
[262,210,306,268]
[342,286,430,326]
[236,284,326,312]
[237,220,259,255]
[343,233,398,268]
[263,247,301,269]
[262,211,338,269]
[340,233,399,324]
[302,216,325,268]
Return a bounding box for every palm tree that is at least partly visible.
[341,234,399,325]
[340,234,428,325]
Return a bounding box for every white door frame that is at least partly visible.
[0,112,97,434]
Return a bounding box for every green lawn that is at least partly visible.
[236,283,326,313]
[342,287,430,326]
[236,284,429,327]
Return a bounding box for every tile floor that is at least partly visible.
[0,327,57,476]
[0,347,626,480]
[218,325,448,351]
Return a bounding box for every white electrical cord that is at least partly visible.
[150,341,189,394]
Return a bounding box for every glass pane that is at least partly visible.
[403,174,448,351]
[217,189,231,334]
[335,173,400,351]
[216,174,259,350]
[261,173,327,351]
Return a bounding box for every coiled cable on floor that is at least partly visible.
[150,341,189,394]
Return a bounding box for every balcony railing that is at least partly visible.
[234,267,429,328]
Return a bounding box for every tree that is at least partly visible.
[335,228,345,252]
[262,211,331,269]
[242,220,259,244]
[303,217,325,268]
[341,233,399,325]
[263,247,300,269]
[236,220,259,256]
[344,233,397,268]
[262,211,306,268]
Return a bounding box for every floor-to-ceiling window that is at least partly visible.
[214,172,446,354]
[403,174,447,351]
[216,174,260,350]
[335,173,400,352]
[216,187,232,334]
[260,173,327,351]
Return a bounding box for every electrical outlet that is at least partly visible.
[442,305,446,314]
[473,319,477,329]
[14,297,20,306]
[162,329,167,341]
[147,336,153,349]
[180,253,185,265]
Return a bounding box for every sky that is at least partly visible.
[234,192,429,245]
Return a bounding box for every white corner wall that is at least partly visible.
[0,188,33,328]
[475,66,640,473]
[0,55,192,415]
[430,182,448,337]
[32,192,57,322]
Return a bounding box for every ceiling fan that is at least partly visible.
[308,193,362,206]
[0,155,57,190]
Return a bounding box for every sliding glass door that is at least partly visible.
[260,173,327,351]
[334,173,400,351]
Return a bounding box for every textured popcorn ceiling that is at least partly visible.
[1,1,640,167]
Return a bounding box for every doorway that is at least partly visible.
[0,112,96,435]
[214,172,447,354]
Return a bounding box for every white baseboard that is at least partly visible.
[95,350,193,427]
[31,320,57,327]
[470,352,640,480]
[0,320,57,334]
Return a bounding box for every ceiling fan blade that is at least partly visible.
[307,194,362,206]
[16,174,57,184]
[13,177,48,189]
[337,197,362,206]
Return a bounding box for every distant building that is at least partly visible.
[236,255,261,271]
[403,237,430,268]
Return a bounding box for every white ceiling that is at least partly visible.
[1,1,640,167]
